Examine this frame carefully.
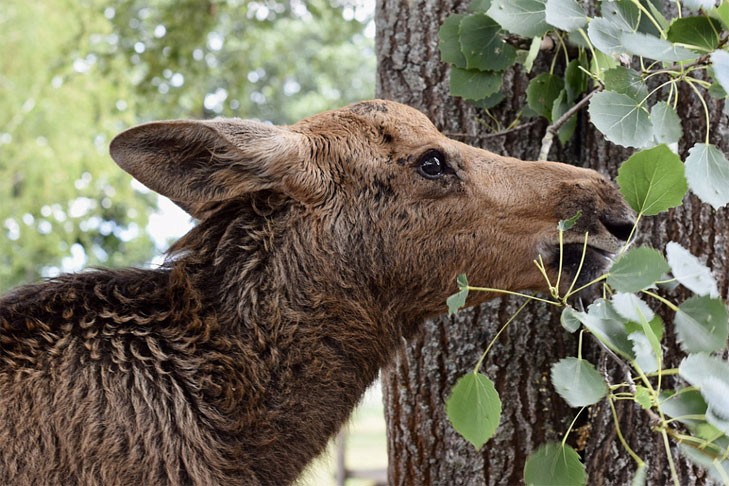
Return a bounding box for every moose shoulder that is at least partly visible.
[0,100,633,485]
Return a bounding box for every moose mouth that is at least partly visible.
[550,243,616,297]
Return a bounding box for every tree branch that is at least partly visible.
[538,88,601,161]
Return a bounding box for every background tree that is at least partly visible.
[0,0,374,291]
[377,1,729,484]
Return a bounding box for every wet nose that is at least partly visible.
[600,215,634,242]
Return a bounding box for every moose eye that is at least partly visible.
[417,150,449,179]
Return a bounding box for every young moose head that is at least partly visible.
[2,100,634,485]
[112,99,633,322]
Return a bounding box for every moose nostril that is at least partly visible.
[601,217,634,242]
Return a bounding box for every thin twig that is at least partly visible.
[538,88,601,161]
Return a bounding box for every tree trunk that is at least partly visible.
[376,1,729,485]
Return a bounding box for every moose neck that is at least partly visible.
[170,195,412,483]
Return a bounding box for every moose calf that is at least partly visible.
[0,100,633,484]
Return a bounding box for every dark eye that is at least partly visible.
[417,150,449,179]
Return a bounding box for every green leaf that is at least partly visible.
[561,307,582,333]
[660,388,707,427]
[558,210,582,231]
[551,90,577,144]
[587,17,627,56]
[545,0,587,32]
[678,353,729,434]
[615,144,688,215]
[573,300,633,357]
[680,444,729,484]
[612,292,655,324]
[620,31,700,62]
[447,289,469,316]
[684,142,729,210]
[667,16,721,52]
[487,0,550,38]
[665,242,719,297]
[634,385,652,410]
[603,67,648,102]
[614,291,662,373]
[524,442,587,486]
[589,50,619,80]
[632,463,648,486]
[700,377,729,434]
[450,67,503,100]
[457,273,469,290]
[712,49,729,95]
[607,246,669,293]
[674,295,729,354]
[711,1,729,30]
[564,59,587,102]
[679,353,729,389]
[527,73,564,121]
[472,91,506,109]
[523,36,542,73]
[588,91,652,148]
[625,315,665,342]
[446,373,502,450]
[601,1,641,32]
[641,1,668,33]
[439,14,468,68]
[708,80,727,99]
[679,353,729,433]
[685,0,721,11]
[459,13,517,71]
[468,0,493,12]
[628,332,659,373]
[551,357,609,407]
[650,101,682,146]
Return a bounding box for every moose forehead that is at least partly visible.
[294,100,449,159]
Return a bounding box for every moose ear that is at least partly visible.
[109,118,325,216]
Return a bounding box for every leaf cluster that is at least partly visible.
[444,109,729,483]
[439,0,729,209]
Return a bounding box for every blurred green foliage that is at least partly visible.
[0,0,375,291]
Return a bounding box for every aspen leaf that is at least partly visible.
[524,442,587,486]
[607,247,669,293]
[446,373,501,450]
[616,145,687,215]
[588,91,652,148]
[684,143,729,210]
[545,0,586,32]
[674,295,729,354]
[487,0,550,38]
[551,357,608,407]
[665,242,719,298]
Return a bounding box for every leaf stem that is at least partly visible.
[561,406,588,447]
[473,300,531,374]
[565,273,608,300]
[685,77,712,144]
[467,286,561,306]
[619,213,642,255]
[608,393,645,467]
[661,427,681,486]
[641,290,680,312]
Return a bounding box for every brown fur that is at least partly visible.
[0,100,633,485]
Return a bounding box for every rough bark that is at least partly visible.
[376,1,729,485]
